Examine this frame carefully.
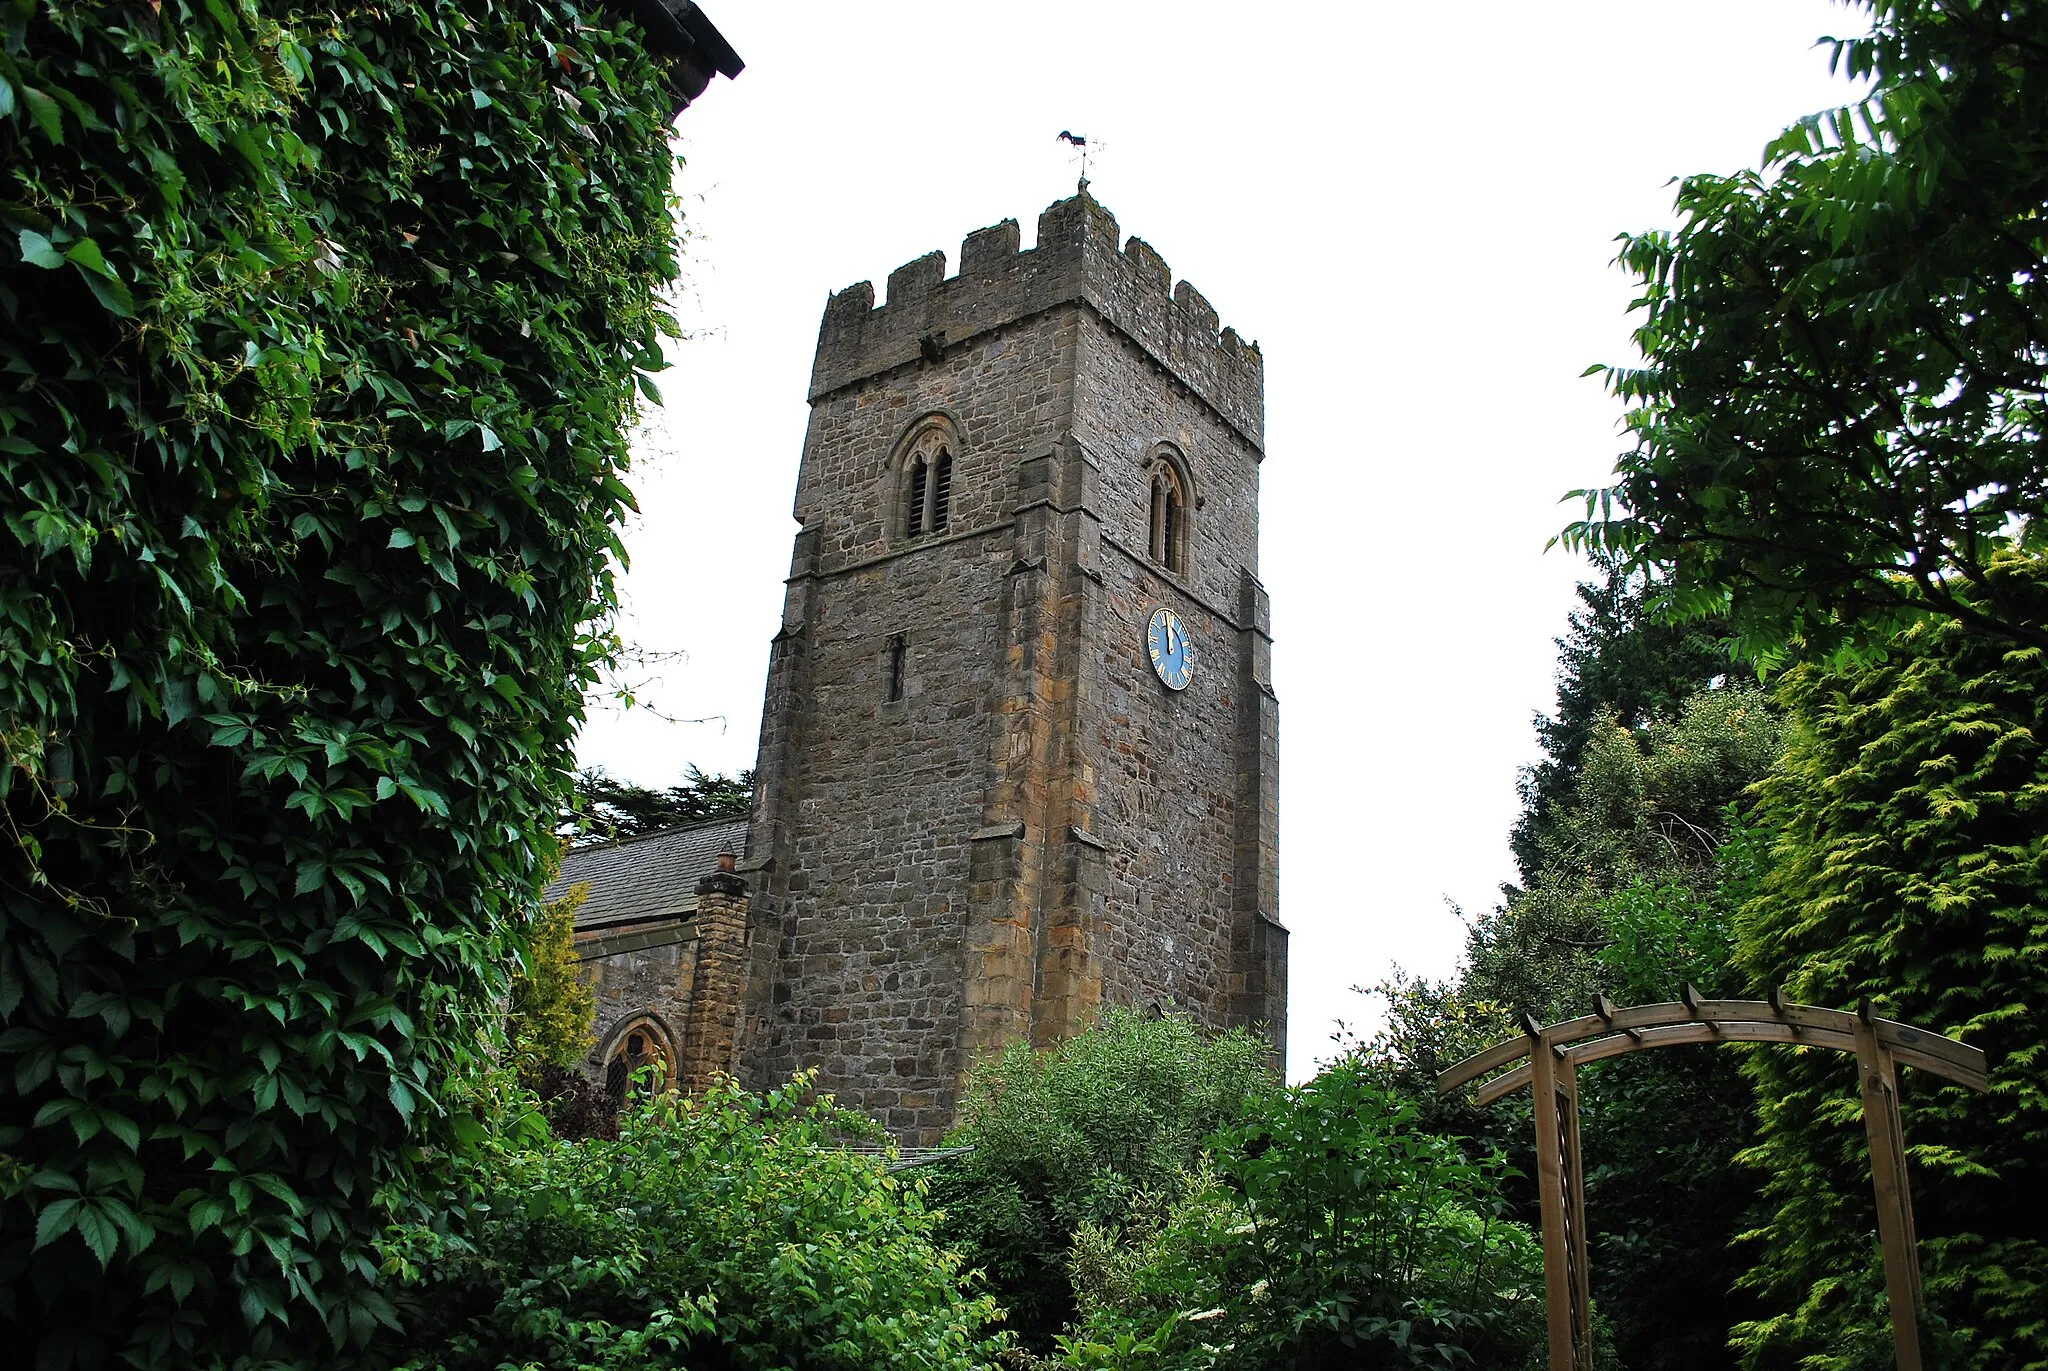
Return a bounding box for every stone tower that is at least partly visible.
[738,189,1284,1143]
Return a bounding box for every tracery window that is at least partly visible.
[902,424,954,538]
[1148,457,1189,573]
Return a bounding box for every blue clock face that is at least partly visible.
[1147,607,1196,691]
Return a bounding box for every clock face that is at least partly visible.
[1146,607,1196,691]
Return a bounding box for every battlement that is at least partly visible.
[810,189,1265,449]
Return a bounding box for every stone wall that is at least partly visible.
[579,929,697,1089]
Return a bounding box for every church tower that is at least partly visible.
[739,189,1284,1143]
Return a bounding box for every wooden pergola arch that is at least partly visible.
[1437,990,1990,1371]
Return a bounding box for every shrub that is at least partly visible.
[0,2,682,1364]
[930,1009,1279,1349]
[1062,1058,1545,1371]
[396,1074,1008,1370]
[505,883,595,1087]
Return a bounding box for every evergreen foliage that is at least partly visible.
[396,1075,1008,1370]
[504,884,595,1087]
[1563,0,2048,664]
[931,1009,1278,1351]
[1515,558,1732,882]
[0,3,682,1364]
[1732,551,2048,1370]
[562,763,754,845]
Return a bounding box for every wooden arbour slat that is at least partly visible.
[1472,1021,1985,1107]
[1436,990,1989,1371]
[1436,998,1987,1095]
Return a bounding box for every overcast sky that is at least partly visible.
[574,1,1860,1076]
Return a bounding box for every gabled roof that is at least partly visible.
[547,817,749,929]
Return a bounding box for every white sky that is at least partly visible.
[575,1,1859,1078]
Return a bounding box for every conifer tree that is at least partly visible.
[1733,551,2048,1369]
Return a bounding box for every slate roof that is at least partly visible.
[547,818,749,930]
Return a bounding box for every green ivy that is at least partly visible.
[1733,551,2048,1370]
[0,2,683,1365]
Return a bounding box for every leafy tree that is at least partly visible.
[0,3,683,1365]
[1563,0,2048,665]
[1731,550,2048,1371]
[1470,687,1781,1020]
[504,884,596,1087]
[563,764,755,845]
[395,1074,1008,1370]
[1366,685,1782,1370]
[1470,691,1779,1371]
[1062,1058,1545,1371]
[930,1009,1278,1350]
[1567,827,1770,1371]
[1515,557,1732,881]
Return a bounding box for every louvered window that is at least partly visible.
[930,449,952,532]
[907,458,928,536]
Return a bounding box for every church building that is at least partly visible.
[549,188,1285,1143]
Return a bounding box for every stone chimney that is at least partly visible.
[677,854,748,1092]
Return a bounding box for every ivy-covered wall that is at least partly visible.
[0,2,683,1365]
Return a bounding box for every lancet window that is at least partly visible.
[1149,456,1189,573]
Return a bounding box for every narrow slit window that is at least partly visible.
[886,634,907,703]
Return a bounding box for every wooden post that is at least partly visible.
[1528,1029,1579,1371]
[1558,1058,1593,1370]
[1853,1008,1924,1371]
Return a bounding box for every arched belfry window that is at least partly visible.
[899,419,957,540]
[1149,455,1190,574]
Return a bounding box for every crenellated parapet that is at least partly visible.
[810,188,1265,450]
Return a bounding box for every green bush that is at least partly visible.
[0,2,682,1364]
[395,1074,1008,1371]
[1732,552,2048,1371]
[931,1009,1279,1349]
[1367,686,1781,1370]
[1062,1058,1545,1371]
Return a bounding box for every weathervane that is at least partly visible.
[1057,129,1101,188]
